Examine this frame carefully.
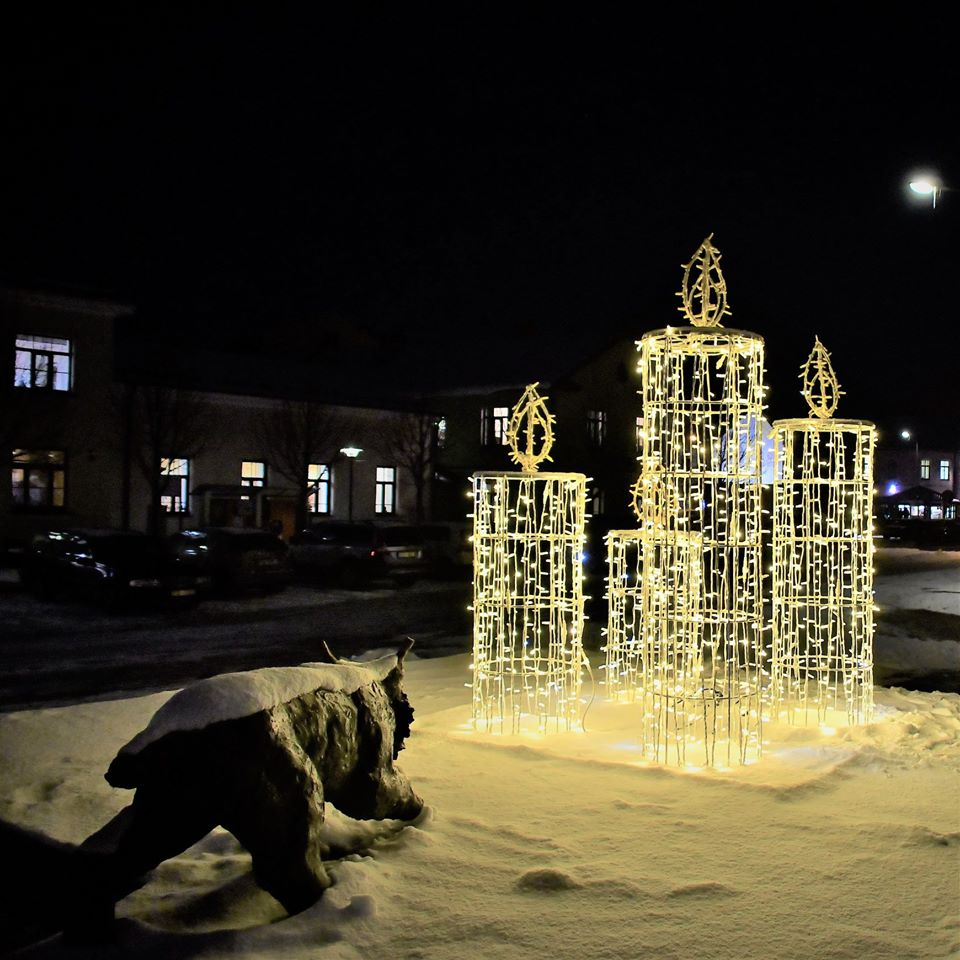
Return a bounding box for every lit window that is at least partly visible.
[481,407,510,446]
[11,449,65,509]
[920,458,930,480]
[241,461,267,487]
[14,335,72,391]
[160,457,190,514]
[587,410,607,446]
[436,417,447,450]
[939,460,951,481]
[376,466,397,515]
[589,485,605,515]
[308,463,331,515]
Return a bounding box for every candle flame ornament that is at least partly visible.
[800,336,844,419]
[772,341,875,726]
[630,459,681,531]
[472,387,586,734]
[677,233,731,328]
[505,382,555,472]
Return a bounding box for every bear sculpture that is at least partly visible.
[78,639,422,931]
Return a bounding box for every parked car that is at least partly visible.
[377,525,431,584]
[19,529,209,608]
[415,522,472,577]
[169,528,291,593]
[288,522,386,588]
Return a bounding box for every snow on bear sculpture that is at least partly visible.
[87,640,422,918]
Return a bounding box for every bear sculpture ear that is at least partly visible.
[318,641,340,664]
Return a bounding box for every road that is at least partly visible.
[1,546,957,711]
[0,578,472,711]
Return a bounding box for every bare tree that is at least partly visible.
[117,384,215,536]
[382,411,438,524]
[255,399,346,531]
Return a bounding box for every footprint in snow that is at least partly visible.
[516,868,582,892]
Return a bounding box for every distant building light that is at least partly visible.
[886,481,899,496]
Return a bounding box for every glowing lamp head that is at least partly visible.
[899,430,911,441]
[907,172,943,208]
[340,446,362,459]
[908,179,937,196]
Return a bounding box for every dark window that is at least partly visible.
[14,335,72,391]
[587,410,607,446]
[481,407,509,446]
[160,457,190,514]
[241,461,267,488]
[376,466,397,514]
[308,463,331,514]
[11,449,66,508]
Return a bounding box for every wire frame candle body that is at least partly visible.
[636,326,766,765]
[471,471,587,734]
[605,524,705,765]
[771,419,876,725]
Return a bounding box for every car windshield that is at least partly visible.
[305,524,377,546]
[88,536,164,562]
[182,531,283,552]
[214,533,282,551]
[380,528,423,547]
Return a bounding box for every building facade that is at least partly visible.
[875,440,959,521]
[2,289,433,560]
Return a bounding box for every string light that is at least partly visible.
[771,338,876,726]
[607,236,766,767]
[605,460,705,766]
[472,385,586,734]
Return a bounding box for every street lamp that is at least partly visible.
[900,429,919,480]
[907,171,950,209]
[340,446,362,522]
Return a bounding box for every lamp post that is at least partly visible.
[340,446,362,522]
[900,429,919,481]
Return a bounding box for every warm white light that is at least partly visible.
[771,339,876,727]
[471,388,586,735]
[610,243,767,768]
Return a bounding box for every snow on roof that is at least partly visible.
[118,653,400,757]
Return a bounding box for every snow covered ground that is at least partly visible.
[0,548,957,959]
[875,548,960,689]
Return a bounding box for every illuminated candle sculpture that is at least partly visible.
[604,461,704,765]
[634,235,766,765]
[772,338,876,725]
[471,384,587,734]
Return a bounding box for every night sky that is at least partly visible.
[4,9,957,438]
